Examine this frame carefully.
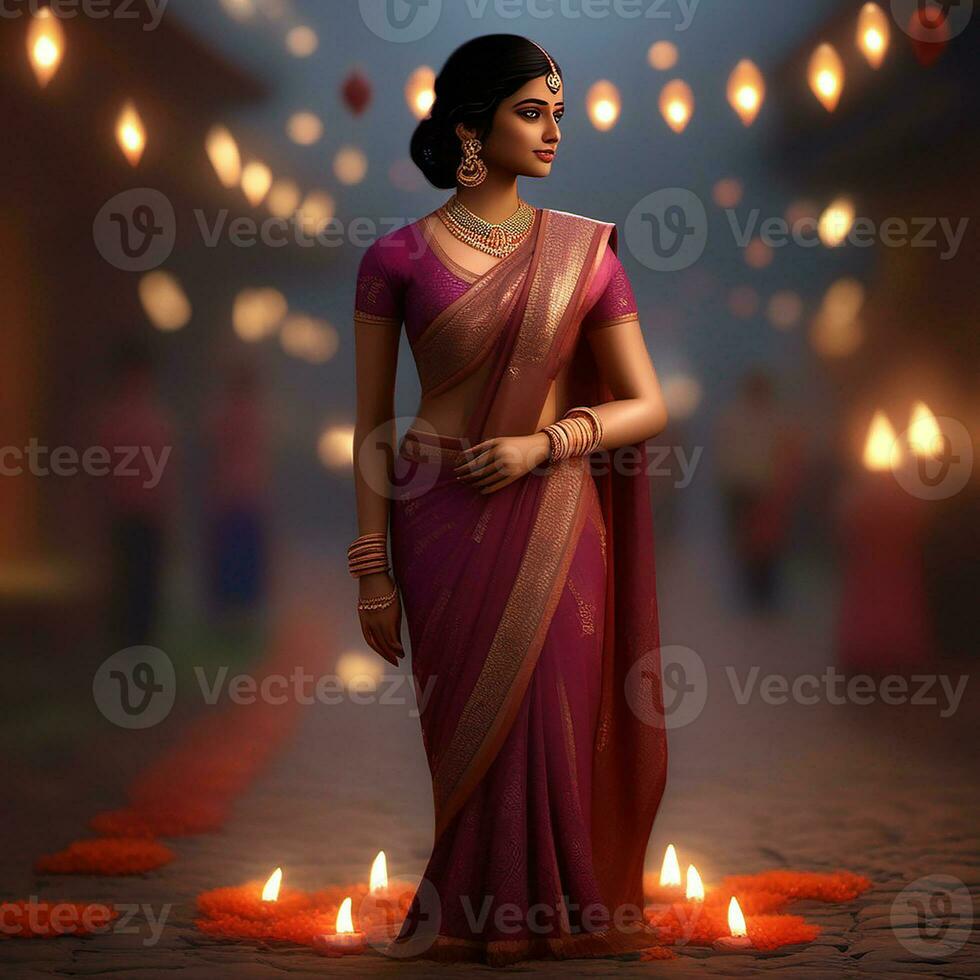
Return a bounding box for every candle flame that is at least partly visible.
[659,79,694,133]
[808,44,844,112]
[857,3,891,69]
[863,411,901,471]
[659,844,681,887]
[818,197,855,248]
[27,9,65,88]
[686,864,704,901]
[369,850,388,892]
[336,896,354,933]
[261,867,282,902]
[405,66,436,120]
[909,401,942,457]
[727,60,765,126]
[116,101,146,167]
[241,161,273,207]
[586,80,621,131]
[727,896,747,937]
[205,125,241,188]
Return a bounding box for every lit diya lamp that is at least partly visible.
[196,866,314,921]
[686,864,704,902]
[712,896,753,952]
[313,897,366,956]
[657,843,683,899]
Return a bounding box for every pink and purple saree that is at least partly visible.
[363,207,667,966]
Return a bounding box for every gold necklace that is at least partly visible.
[436,195,536,258]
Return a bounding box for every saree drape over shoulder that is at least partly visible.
[361,208,667,967]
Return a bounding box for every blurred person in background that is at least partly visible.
[202,359,270,625]
[715,369,804,612]
[95,342,176,648]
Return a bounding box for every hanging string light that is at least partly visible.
[808,43,844,112]
[659,79,694,133]
[405,66,436,120]
[27,8,65,88]
[116,101,146,166]
[205,125,241,188]
[586,80,621,131]
[856,3,891,68]
[726,60,765,126]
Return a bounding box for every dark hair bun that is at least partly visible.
[410,109,460,190]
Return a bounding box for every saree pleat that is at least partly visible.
[386,208,666,967]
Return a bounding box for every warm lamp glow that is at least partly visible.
[405,66,436,120]
[27,9,65,87]
[369,851,388,893]
[659,844,681,887]
[857,3,891,68]
[138,272,191,332]
[280,314,338,363]
[726,60,765,126]
[336,897,355,934]
[297,191,336,236]
[242,161,273,207]
[712,177,743,209]
[586,80,621,131]
[334,146,368,186]
[727,896,747,937]
[205,125,241,188]
[686,864,704,901]
[286,25,318,58]
[863,411,901,471]
[647,41,678,71]
[318,426,355,469]
[336,650,384,692]
[286,111,323,146]
[116,102,146,167]
[659,79,694,133]
[233,288,287,342]
[909,401,943,457]
[219,0,255,20]
[808,44,844,112]
[261,868,282,902]
[267,179,301,219]
[818,197,855,247]
[662,374,702,421]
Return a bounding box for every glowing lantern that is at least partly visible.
[341,69,372,116]
[727,896,748,937]
[267,179,301,219]
[857,3,890,69]
[405,66,436,120]
[241,161,272,207]
[808,44,844,112]
[818,197,855,247]
[909,401,942,457]
[659,844,681,888]
[116,102,146,167]
[726,60,765,126]
[647,41,678,71]
[27,8,65,88]
[334,146,368,186]
[205,125,241,188]
[233,288,287,342]
[586,80,621,132]
[285,25,318,58]
[261,868,282,902]
[138,272,191,332]
[369,851,388,893]
[863,411,901,471]
[318,425,355,469]
[659,79,694,133]
[686,865,704,901]
[286,111,323,146]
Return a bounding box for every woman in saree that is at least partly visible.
[350,35,669,967]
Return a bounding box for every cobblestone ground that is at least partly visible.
[2,539,978,978]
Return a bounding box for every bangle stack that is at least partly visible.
[542,406,603,463]
[347,531,389,578]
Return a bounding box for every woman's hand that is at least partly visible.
[357,572,405,666]
[453,433,551,494]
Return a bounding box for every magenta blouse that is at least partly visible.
[353,218,639,343]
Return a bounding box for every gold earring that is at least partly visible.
[456,136,487,187]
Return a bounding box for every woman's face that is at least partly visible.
[462,74,563,178]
